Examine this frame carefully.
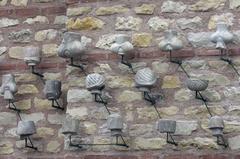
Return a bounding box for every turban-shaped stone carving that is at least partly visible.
[208,116,224,137]
[58,32,86,58]
[186,78,208,92]
[135,68,157,92]
[24,46,41,66]
[159,30,183,51]
[0,74,17,100]
[210,22,233,50]
[107,113,123,136]
[157,119,176,133]
[110,34,133,55]
[43,80,62,100]
[86,73,105,94]
[17,121,36,139]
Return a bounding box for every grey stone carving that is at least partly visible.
[43,80,62,100]
[159,30,183,51]
[208,116,224,137]
[0,74,17,100]
[85,73,105,94]
[24,46,41,66]
[110,34,133,55]
[210,22,233,50]
[16,121,36,139]
[186,78,209,92]
[107,113,123,136]
[62,116,80,135]
[157,119,176,133]
[135,67,157,92]
[58,32,86,58]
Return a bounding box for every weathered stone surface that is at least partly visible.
[229,0,240,9]
[201,89,221,102]
[24,16,49,24]
[184,105,226,117]
[8,29,32,43]
[43,72,62,80]
[37,127,54,137]
[159,106,179,116]
[42,44,58,57]
[224,120,240,133]
[48,113,65,125]
[0,112,16,126]
[11,0,28,6]
[33,0,53,2]
[15,99,31,110]
[134,4,156,15]
[21,112,45,123]
[54,16,68,25]
[8,46,25,59]
[0,141,14,155]
[132,33,152,47]
[119,62,147,73]
[96,5,129,15]
[175,120,198,135]
[148,17,171,31]
[96,34,119,50]
[93,63,112,73]
[187,32,215,48]
[137,107,158,120]
[92,136,111,151]
[228,105,240,116]
[0,18,19,28]
[180,137,218,149]
[4,128,17,137]
[129,124,154,137]
[15,73,37,83]
[106,76,133,88]
[35,29,58,41]
[228,135,240,150]
[47,141,61,153]
[66,107,88,120]
[0,0,7,6]
[177,16,202,30]
[183,59,207,69]
[34,98,54,110]
[174,89,193,101]
[67,89,92,103]
[189,0,226,11]
[117,90,141,103]
[66,17,104,30]
[208,60,228,69]
[67,7,91,16]
[0,47,7,56]
[0,33,3,43]
[162,75,181,89]
[83,122,97,135]
[161,0,187,13]
[17,84,38,94]
[152,61,169,74]
[115,16,142,31]
[208,13,234,29]
[134,137,166,150]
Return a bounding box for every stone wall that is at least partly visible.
[1,0,240,158]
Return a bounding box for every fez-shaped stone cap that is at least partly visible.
[110,34,133,55]
[208,116,224,136]
[107,113,123,130]
[186,78,208,92]
[210,22,233,49]
[0,74,17,100]
[159,30,183,51]
[157,119,176,133]
[24,46,41,66]
[43,80,62,100]
[135,67,157,90]
[62,116,80,135]
[58,32,86,58]
[85,73,105,93]
[16,121,36,137]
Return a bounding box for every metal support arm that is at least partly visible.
[25,137,38,150]
[143,92,161,119]
[31,66,44,78]
[120,55,135,74]
[167,133,178,146]
[195,91,213,117]
[94,93,111,115]
[217,136,228,148]
[51,99,64,110]
[69,58,87,75]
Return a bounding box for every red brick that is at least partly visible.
[0,8,14,17]
[65,0,79,4]
[86,53,108,61]
[212,154,231,159]
[41,5,66,15]
[0,63,16,71]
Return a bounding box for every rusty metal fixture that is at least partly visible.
[157,119,177,146]
[16,121,37,150]
[110,34,134,73]
[58,32,89,74]
[43,80,63,110]
[208,116,228,147]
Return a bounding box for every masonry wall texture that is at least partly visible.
[1,0,240,158]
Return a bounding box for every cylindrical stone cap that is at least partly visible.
[157,119,176,133]
[61,116,80,135]
[107,113,123,130]
[43,80,62,100]
[16,121,36,137]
